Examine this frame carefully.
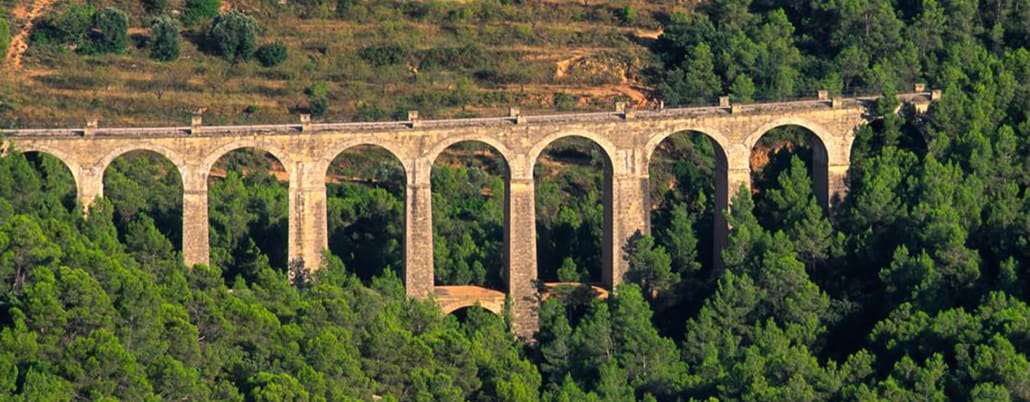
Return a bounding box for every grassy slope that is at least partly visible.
[1,0,686,128]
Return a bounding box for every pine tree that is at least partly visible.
[610,285,683,397]
[660,204,701,274]
[659,43,723,105]
[624,235,678,300]
[150,16,181,62]
[537,299,573,384]
[570,302,613,384]
[93,7,129,54]
[764,157,833,270]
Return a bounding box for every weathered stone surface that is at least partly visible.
[506,176,538,338]
[3,93,935,335]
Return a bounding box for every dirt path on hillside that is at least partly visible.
[4,0,58,71]
[510,83,653,106]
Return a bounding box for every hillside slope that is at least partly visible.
[0,0,685,128]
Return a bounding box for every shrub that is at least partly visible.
[255,42,288,67]
[182,0,221,26]
[616,5,638,25]
[336,0,367,20]
[93,7,130,54]
[0,18,9,59]
[149,16,181,61]
[31,5,93,47]
[309,96,328,117]
[142,0,169,14]
[306,81,330,117]
[208,10,258,62]
[352,103,388,122]
[305,81,329,98]
[356,45,405,66]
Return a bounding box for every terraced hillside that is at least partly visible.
[0,0,683,128]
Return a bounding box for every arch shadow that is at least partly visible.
[324,144,407,283]
[201,141,293,181]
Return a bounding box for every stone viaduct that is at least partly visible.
[2,92,936,337]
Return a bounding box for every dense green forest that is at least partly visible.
[4,0,1030,400]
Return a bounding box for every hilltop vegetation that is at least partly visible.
[3,0,1030,401]
[1,0,667,127]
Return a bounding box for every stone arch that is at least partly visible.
[14,144,83,185]
[10,145,82,210]
[426,135,515,177]
[96,143,186,182]
[643,126,731,168]
[530,131,615,286]
[744,118,832,163]
[99,147,186,254]
[528,131,616,176]
[322,143,408,283]
[444,305,504,319]
[203,142,292,277]
[317,141,410,187]
[430,139,511,290]
[643,128,732,272]
[441,302,504,316]
[200,140,293,181]
[745,118,832,210]
[435,286,506,316]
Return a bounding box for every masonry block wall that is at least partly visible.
[4,93,934,338]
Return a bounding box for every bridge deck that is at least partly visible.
[1,93,931,137]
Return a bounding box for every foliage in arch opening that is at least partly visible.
[534,136,610,284]
[446,304,503,326]
[208,148,288,284]
[748,126,835,275]
[649,132,720,267]
[431,141,508,289]
[0,150,77,215]
[102,151,183,262]
[325,145,406,283]
[750,126,823,223]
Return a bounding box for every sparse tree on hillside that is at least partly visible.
[149,16,181,62]
[93,7,129,54]
[208,10,258,62]
[255,42,288,67]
